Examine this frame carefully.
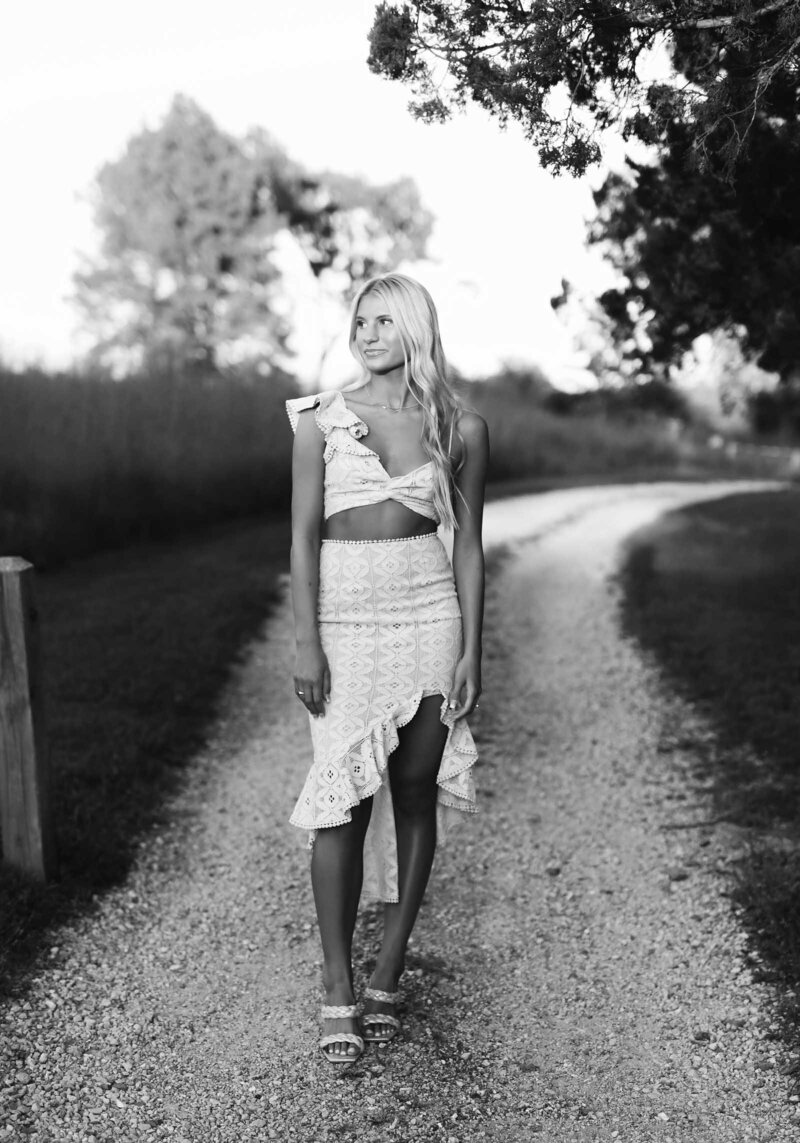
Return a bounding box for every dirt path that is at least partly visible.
[2,481,796,1143]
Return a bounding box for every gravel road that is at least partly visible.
[2,480,796,1143]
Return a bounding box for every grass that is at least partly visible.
[0,512,290,989]
[619,488,800,1048]
[0,367,296,567]
[3,364,794,571]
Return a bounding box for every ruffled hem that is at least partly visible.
[290,689,478,902]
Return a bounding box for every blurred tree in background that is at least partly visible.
[550,277,652,386]
[283,168,433,379]
[368,1,800,176]
[290,169,433,284]
[75,97,286,373]
[75,96,432,375]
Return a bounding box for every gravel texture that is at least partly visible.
[1,480,795,1143]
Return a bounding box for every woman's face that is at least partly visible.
[354,293,405,375]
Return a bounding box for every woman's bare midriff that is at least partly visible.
[323,501,438,542]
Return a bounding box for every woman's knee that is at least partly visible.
[391,773,438,819]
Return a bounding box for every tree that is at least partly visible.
[368,3,800,397]
[368,1,800,175]
[550,277,652,385]
[286,169,432,283]
[590,116,800,381]
[75,96,290,372]
[286,170,434,379]
[75,97,433,374]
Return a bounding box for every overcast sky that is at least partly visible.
[1,0,618,385]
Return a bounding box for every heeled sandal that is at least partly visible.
[360,988,401,1044]
[319,1004,364,1065]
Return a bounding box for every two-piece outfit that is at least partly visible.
[286,390,478,903]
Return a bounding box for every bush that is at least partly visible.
[748,384,800,439]
[541,379,691,422]
[460,376,690,483]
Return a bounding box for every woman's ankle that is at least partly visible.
[370,956,404,991]
[322,968,355,999]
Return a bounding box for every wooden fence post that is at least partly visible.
[0,558,57,880]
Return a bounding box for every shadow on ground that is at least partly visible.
[0,514,290,991]
[619,488,800,1056]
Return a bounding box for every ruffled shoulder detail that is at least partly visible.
[317,391,369,440]
[285,391,323,435]
[285,390,369,442]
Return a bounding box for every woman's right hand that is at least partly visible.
[293,639,331,718]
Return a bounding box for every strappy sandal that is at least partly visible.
[319,1004,364,1065]
[360,988,401,1044]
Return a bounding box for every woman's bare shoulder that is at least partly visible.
[457,409,489,446]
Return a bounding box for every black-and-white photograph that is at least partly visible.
[2,2,800,1140]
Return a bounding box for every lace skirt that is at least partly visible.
[290,532,478,902]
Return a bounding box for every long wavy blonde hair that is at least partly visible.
[348,273,463,530]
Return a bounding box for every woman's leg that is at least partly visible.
[312,797,372,1059]
[365,695,448,1034]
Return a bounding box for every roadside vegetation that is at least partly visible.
[2,363,794,569]
[0,366,296,566]
[464,371,793,488]
[620,489,800,1051]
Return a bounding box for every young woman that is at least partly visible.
[286,272,488,1065]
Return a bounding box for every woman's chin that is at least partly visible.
[363,357,402,376]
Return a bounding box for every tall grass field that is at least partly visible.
[0,366,791,566]
[0,368,296,565]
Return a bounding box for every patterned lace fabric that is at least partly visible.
[289,533,478,903]
[285,390,440,523]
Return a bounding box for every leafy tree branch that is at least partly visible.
[368,1,800,175]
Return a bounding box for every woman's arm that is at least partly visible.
[448,411,489,720]
[290,410,329,717]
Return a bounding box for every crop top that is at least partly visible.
[286,389,439,523]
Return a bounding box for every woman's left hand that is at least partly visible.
[447,654,481,720]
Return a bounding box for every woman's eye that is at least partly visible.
[380,318,392,326]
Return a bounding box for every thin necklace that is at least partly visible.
[357,389,419,413]
[369,401,419,413]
